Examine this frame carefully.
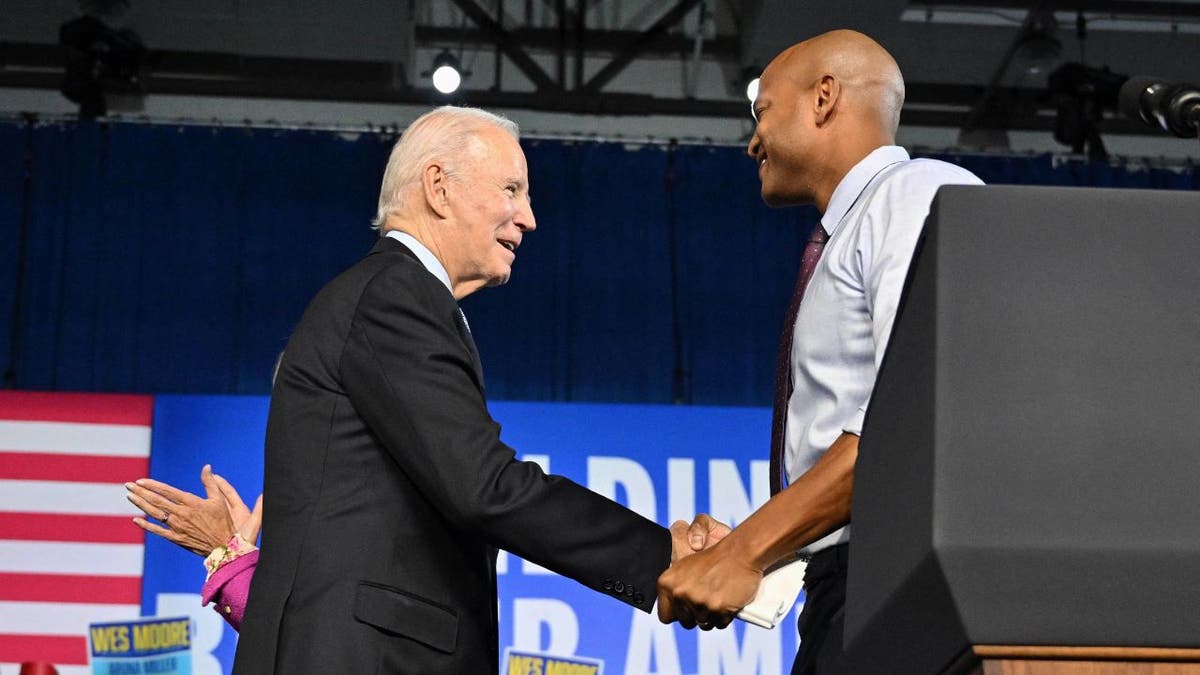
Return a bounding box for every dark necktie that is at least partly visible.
[769,225,829,495]
[454,307,485,387]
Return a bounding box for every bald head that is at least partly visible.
[747,30,906,211]
[769,29,904,136]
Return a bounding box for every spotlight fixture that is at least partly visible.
[1047,62,1125,161]
[1012,8,1063,84]
[736,65,762,105]
[429,50,465,95]
[59,12,146,119]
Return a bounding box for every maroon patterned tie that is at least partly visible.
[769,225,829,495]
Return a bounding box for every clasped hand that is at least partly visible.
[660,515,762,631]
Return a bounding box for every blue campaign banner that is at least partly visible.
[141,396,802,675]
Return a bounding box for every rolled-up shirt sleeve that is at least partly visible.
[844,162,984,437]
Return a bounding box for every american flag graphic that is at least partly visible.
[0,391,153,675]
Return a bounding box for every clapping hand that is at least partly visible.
[126,465,262,556]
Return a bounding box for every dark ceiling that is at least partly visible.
[2,0,1199,143]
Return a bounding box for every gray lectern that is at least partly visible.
[845,185,1200,675]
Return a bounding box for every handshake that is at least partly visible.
[658,514,767,631]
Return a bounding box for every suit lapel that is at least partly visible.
[371,236,486,390]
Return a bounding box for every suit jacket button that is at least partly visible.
[602,579,613,591]
[614,581,625,593]
[634,593,645,604]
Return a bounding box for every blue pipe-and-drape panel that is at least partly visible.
[463,140,812,406]
[0,119,1196,404]
[0,121,384,393]
[0,122,27,389]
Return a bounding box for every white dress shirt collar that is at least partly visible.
[384,230,454,295]
[820,145,910,236]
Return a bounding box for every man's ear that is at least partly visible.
[813,74,840,126]
[422,163,452,219]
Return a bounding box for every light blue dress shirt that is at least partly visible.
[785,146,984,555]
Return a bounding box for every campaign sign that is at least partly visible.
[504,648,604,675]
[89,616,192,675]
[142,396,804,674]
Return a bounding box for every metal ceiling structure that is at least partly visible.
[2,0,1199,143]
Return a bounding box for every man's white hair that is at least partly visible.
[372,106,520,229]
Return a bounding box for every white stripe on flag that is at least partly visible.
[0,541,143,576]
[0,601,140,636]
[0,480,142,516]
[0,421,151,456]
[1,665,91,675]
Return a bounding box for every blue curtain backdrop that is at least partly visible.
[1,118,1196,404]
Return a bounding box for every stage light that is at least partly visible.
[746,77,760,103]
[59,10,146,119]
[1047,62,1125,161]
[430,50,463,95]
[1016,9,1062,64]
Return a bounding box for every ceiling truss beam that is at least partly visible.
[0,42,1160,136]
[581,0,705,94]
[448,0,561,92]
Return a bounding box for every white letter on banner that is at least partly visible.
[667,458,695,525]
[750,459,770,510]
[625,609,682,675]
[587,457,656,522]
[155,592,223,675]
[708,460,770,528]
[697,624,781,675]
[512,598,579,655]
[518,454,554,575]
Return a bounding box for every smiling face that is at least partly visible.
[441,126,536,291]
[746,32,907,213]
[746,55,821,207]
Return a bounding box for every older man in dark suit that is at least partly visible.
[232,106,709,674]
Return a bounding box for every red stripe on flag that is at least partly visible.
[0,452,149,483]
[0,512,145,544]
[0,391,154,425]
[0,572,142,604]
[0,634,89,666]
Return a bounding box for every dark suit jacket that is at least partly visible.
[232,237,670,674]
